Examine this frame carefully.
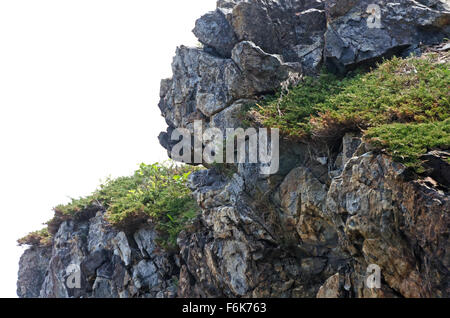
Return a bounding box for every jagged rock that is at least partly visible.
[193,8,238,58]
[228,0,326,70]
[112,232,131,266]
[231,41,302,93]
[326,151,450,297]
[279,167,338,250]
[158,0,331,147]
[417,0,450,11]
[175,143,350,298]
[18,0,450,299]
[17,134,450,298]
[211,99,255,129]
[420,150,450,188]
[158,46,240,126]
[39,220,90,298]
[88,212,116,253]
[324,0,450,72]
[92,277,118,298]
[17,246,51,298]
[177,130,449,298]
[230,1,283,55]
[158,39,303,158]
[293,8,327,73]
[81,249,109,278]
[132,260,160,290]
[159,41,301,131]
[159,0,450,155]
[133,227,158,259]
[316,273,342,298]
[342,133,362,169]
[19,208,178,298]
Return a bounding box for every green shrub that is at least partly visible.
[20,162,201,250]
[365,119,450,173]
[249,71,349,138]
[105,163,200,250]
[18,228,51,247]
[251,55,449,139]
[249,53,450,172]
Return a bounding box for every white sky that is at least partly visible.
[0,0,216,298]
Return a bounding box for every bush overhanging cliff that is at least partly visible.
[19,163,201,250]
[249,53,450,172]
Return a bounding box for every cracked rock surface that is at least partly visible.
[18,0,450,298]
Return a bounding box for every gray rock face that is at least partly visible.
[155,0,449,297]
[17,246,51,298]
[154,9,450,293]
[231,41,302,93]
[132,260,159,290]
[158,0,334,155]
[193,8,238,58]
[158,39,302,158]
[211,99,255,129]
[18,0,450,299]
[159,0,450,155]
[324,0,450,72]
[176,140,350,298]
[18,136,449,298]
[19,209,178,298]
[177,136,450,298]
[342,133,362,169]
[159,46,238,127]
[159,42,301,126]
[228,0,326,68]
[324,150,450,297]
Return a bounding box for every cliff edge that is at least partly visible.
[18,0,450,298]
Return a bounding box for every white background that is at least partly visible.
[0,0,216,297]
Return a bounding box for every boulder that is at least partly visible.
[324,0,450,72]
[193,8,238,58]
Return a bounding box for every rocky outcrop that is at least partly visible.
[324,148,450,297]
[324,0,450,72]
[159,0,450,155]
[17,245,52,298]
[175,136,449,298]
[157,0,450,298]
[18,209,179,298]
[18,0,450,298]
[175,151,343,297]
[158,42,301,153]
[19,137,450,298]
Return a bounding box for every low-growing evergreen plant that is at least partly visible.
[248,53,450,173]
[19,162,201,250]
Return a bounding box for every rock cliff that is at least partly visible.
[18,0,450,298]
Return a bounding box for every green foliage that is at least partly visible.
[53,196,97,216]
[105,163,200,250]
[365,119,450,173]
[22,162,201,250]
[252,56,449,139]
[18,228,51,247]
[250,71,348,137]
[250,54,450,172]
